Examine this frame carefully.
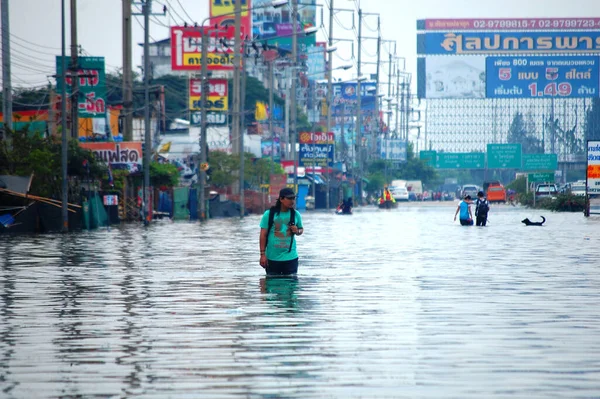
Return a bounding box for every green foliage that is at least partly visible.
[0,127,106,198]
[207,150,239,188]
[150,162,180,187]
[365,172,386,193]
[518,192,586,212]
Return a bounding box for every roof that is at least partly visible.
[0,175,33,194]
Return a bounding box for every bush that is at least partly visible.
[519,192,586,212]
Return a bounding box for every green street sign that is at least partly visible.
[522,153,557,171]
[487,143,522,169]
[420,150,437,167]
[528,172,555,183]
[435,152,485,169]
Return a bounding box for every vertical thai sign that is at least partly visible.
[56,56,106,119]
[587,140,600,194]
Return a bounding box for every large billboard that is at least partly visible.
[418,18,600,31]
[417,55,600,99]
[56,56,106,119]
[171,26,239,71]
[252,0,316,50]
[588,141,600,194]
[417,31,600,55]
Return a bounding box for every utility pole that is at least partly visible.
[70,0,79,140]
[387,50,393,137]
[1,0,12,140]
[239,40,247,218]
[142,0,151,225]
[122,0,133,141]
[199,27,209,221]
[231,0,241,161]
[291,0,298,190]
[355,7,362,205]
[325,0,334,210]
[61,0,69,232]
[269,60,275,170]
[373,16,381,159]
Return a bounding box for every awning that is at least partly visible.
[305,174,326,185]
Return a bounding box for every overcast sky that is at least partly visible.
[4,0,600,89]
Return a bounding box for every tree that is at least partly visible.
[508,111,543,153]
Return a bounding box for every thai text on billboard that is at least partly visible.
[210,0,252,38]
[417,31,600,55]
[588,140,600,194]
[189,78,229,111]
[80,142,143,173]
[252,0,316,50]
[418,18,600,31]
[56,56,106,118]
[486,56,599,98]
[171,26,239,71]
[332,82,377,116]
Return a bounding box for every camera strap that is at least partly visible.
[287,209,296,253]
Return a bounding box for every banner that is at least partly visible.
[588,140,600,194]
[306,43,326,81]
[417,31,600,55]
[417,56,486,99]
[80,142,143,173]
[189,78,228,111]
[486,56,599,98]
[417,18,600,31]
[378,139,407,162]
[190,112,227,126]
[56,56,106,119]
[252,0,316,50]
[171,26,239,71]
[261,138,280,160]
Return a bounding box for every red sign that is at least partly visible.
[170,26,240,71]
[421,18,600,31]
[269,174,287,197]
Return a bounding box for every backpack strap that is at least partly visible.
[287,209,296,253]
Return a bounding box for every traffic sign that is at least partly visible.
[420,150,437,167]
[522,153,557,171]
[436,152,485,169]
[487,144,522,168]
[528,172,555,183]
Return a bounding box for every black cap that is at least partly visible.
[477,191,484,197]
[279,187,296,198]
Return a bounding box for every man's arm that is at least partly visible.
[259,228,268,268]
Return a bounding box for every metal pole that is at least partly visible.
[60,0,69,232]
[325,0,334,210]
[291,0,298,190]
[239,42,246,218]
[122,0,133,141]
[232,0,241,161]
[1,0,13,139]
[70,0,79,140]
[373,16,381,159]
[199,28,209,221]
[269,60,275,170]
[143,0,151,225]
[355,8,362,205]
[395,67,400,138]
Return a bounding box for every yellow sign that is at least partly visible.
[210,0,249,17]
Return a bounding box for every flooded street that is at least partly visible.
[1,204,599,398]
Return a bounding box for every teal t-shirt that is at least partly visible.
[260,208,303,261]
[459,200,471,220]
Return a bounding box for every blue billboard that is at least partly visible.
[486,56,599,98]
[417,31,600,55]
[332,81,377,117]
[299,143,334,167]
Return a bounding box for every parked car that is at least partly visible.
[570,181,587,196]
[461,184,479,199]
[390,186,409,201]
[535,183,558,201]
[484,181,507,203]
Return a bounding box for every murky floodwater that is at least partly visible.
[1,203,599,398]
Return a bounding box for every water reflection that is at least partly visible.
[0,206,599,398]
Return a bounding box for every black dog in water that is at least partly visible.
[522,216,546,226]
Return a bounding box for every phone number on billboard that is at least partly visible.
[473,19,600,29]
